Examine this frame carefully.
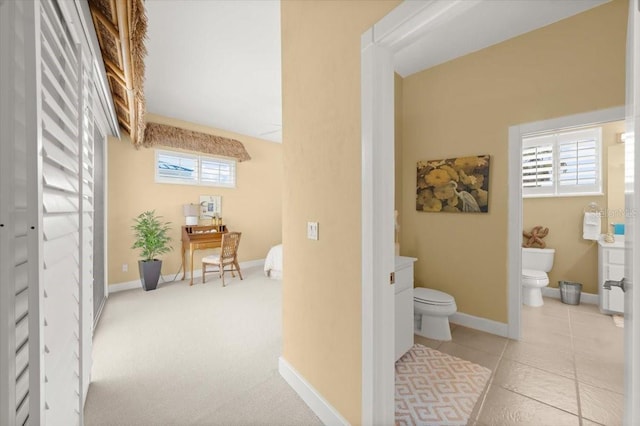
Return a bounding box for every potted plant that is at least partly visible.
[131,210,173,291]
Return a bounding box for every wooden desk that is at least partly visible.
[181,225,227,285]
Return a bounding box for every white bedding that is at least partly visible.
[264,244,283,279]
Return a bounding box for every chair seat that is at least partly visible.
[201,231,243,287]
[202,254,221,263]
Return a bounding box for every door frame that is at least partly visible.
[361,1,639,424]
[507,106,625,340]
[361,1,488,423]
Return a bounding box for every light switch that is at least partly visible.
[307,222,319,240]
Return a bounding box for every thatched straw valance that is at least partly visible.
[143,122,252,162]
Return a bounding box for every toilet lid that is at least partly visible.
[414,288,454,305]
[522,269,547,279]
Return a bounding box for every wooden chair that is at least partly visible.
[201,232,243,286]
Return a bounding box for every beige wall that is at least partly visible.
[107,113,282,284]
[523,121,624,294]
[401,0,627,322]
[608,142,626,218]
[281,1,400,424]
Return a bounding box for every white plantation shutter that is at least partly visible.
[522,135,554,196]
[2,1,112,424]
[39,1,82,424]
[0,1,34,424]
[156,149,237,187]
[201,157,236,187]
[80,55,96,403]
[522,128,602,197]
[557,128,601,194]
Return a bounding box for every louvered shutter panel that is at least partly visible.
[0,1,34,424]
[39,1,82,424]
[522,134,554,196]
[556,128,601,194]
[80,55,96,403]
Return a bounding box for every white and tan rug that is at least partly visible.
[395,344,491,426]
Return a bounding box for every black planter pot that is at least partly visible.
[139,259,162,291]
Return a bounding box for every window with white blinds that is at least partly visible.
[522,128,602,197]
[155,150,236,188]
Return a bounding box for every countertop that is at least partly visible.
[597,234,625,249]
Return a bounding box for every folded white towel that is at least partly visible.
[584,212,600,225]
[583,212,601,240]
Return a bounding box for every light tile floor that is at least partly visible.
[414,297,624,426]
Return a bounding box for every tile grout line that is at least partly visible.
[471,338,508,424]
[568,305,584,426]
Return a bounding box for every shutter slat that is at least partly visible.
[42,113,78,154]
[44,137,80,173]
[43,162,79,193]
[43,191,79,214]
[15,315,28,349]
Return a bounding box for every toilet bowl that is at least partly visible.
[522,269,549,307]
[522,247,555,307]
[413,288,457,341]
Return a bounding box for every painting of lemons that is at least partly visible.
[416,155,490,213]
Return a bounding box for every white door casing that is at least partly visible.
[624,0,639,423]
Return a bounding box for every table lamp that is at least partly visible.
[183,204,199,225]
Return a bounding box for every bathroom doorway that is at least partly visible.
[507,107,624,338]
[512,113,627,424]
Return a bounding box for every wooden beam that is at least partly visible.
[115,0,137,144]
[103,57,125,83]
[88,3,119,37]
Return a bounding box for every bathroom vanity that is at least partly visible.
[598,236,625,314]
[395,256,417,360]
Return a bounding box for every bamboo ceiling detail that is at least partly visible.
[144,122,252,162]
[89,0,147,146]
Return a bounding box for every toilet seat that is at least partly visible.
[522,269,547,280]
[414,288,455,306]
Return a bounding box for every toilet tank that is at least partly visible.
[522,247,555,272]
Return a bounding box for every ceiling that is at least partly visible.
[145,0,282,143]
[142,0,609,145]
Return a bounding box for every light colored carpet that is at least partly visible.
[395,344,491,426]
[83,265,322,426]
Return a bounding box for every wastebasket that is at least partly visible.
[559,281,582,305]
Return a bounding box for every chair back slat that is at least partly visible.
[221,232,241,261]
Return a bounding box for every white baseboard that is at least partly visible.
[450,312,509,338]
[278,357,349,426]
[108,259,265,293]
[542,287,599,305]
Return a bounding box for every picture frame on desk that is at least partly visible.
[200,195,221,220]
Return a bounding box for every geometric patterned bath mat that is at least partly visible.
[395,344,491,426]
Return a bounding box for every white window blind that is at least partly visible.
[155,150,236,188]
[201,157,236,187]
[522,128,602,197]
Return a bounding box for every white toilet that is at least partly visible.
[413,288,457,341]
[522,247,555,307]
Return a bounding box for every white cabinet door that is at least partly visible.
[395,288,413,361]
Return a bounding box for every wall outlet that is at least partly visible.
[122,263,128,272]
[307,221,319,240]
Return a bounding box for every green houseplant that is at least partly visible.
[132,210,173,291]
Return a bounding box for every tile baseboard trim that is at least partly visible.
[450,312,509,338]
[279,356,349,426]
[541,287,599,305]
[108,259,265,293]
